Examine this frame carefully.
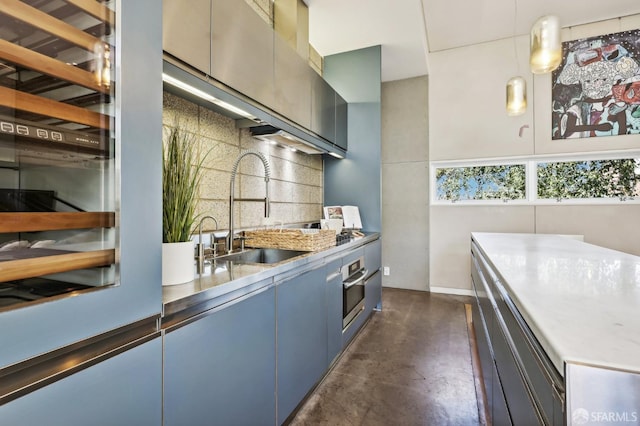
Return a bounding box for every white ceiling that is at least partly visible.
[305,0,640,82]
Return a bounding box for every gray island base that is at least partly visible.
[470,232,640,426]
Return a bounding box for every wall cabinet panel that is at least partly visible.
[163,0,211,74]
[335,92,348,150]
[311,72,336,142]
[274,33,312,130]
[211,0,275,109]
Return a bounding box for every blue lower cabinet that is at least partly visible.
[163,285,276,426]
[364,270,382,313]
[0,337,162,426]
[276,266,327,425]
[326,259,343,367]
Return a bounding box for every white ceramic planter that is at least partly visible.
[162,240,195,286]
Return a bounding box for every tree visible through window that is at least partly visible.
[436,165,526,201]
[537,158,640,200]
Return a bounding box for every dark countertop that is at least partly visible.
[161,232,380,327]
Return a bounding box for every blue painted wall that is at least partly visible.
[323,46,382,232]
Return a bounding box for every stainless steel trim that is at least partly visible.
[342,300,364,331]
[343,269,368,289]
[0,315,160,406]
[163,284,274,332]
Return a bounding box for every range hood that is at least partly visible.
[250,125,324,155]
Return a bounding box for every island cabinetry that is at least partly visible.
[276,264,327,425]
[471,238,564,426]
[325,257,343,367]
[163,282,276,426]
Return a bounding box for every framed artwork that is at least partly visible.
[552,29,640,139]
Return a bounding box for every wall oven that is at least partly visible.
[342,256,368,330]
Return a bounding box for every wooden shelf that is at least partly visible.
[0,0,104,52]
[0,86,110,130]
[0,40,109,95]
[64,0,115,27]
[0,212,115,233]
[0,249,115,283]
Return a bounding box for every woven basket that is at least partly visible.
[244,229,336,252]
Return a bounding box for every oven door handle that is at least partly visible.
[343,269,368,289]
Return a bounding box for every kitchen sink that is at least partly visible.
[216,248,307,265]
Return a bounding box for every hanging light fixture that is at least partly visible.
[506,0,526,116]
[529,15,562,74]
[506,76,527,116]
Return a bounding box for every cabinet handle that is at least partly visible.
[343,269,368,289]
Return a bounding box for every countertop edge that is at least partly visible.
[471,232,640,378]
[161,233,380,326]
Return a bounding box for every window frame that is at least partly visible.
[430,150,640,206]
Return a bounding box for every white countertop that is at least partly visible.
[471,232,640,377]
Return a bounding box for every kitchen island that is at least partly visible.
[471,232,640,425]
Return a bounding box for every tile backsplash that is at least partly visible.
[163,92,324,232]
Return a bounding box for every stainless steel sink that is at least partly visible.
[216,248,306,265]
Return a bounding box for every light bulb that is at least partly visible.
[506,76,527,116]
[530,15,562,74]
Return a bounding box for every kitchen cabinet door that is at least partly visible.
[326,258,343,367]
[163,0,211,75]
[311,73,336,143]
[276,266,327,424]
[364,270,382,314]
[335,92,348,150]
[274,33,312,130]
[164,284,276,426]
[0,337,162,426]
[211,0,275,110]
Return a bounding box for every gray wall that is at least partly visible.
[381,76,429,291]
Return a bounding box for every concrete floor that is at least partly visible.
[290,288,482,426]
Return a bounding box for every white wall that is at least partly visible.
[428,15,640,294]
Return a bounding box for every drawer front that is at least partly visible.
[493,279,564,425]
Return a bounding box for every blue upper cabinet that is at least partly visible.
[0,0,163,369]
[311,72,336,143]
[335,92,348,151]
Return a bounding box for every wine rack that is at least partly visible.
[0,0,117,309]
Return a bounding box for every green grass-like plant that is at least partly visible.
[162,125,207,243]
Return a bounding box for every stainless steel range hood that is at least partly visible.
[250,125,324,155]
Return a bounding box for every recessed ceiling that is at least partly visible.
[306,0,640,82]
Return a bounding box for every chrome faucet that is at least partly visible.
[196,215,218,273]
[227,150,271,253]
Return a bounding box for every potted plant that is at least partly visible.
[162,124,206,285]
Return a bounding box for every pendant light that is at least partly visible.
[529,15,562,74]
[506,76,527,116]
[506,0,526,116]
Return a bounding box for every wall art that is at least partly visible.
[552,29,640,139]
